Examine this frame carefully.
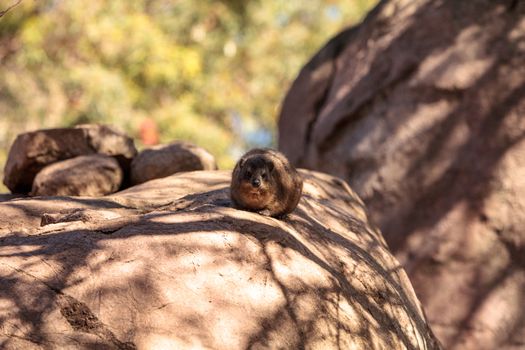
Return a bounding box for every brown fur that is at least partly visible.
[230,148,303,218]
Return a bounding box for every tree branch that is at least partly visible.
[0,0,22,18]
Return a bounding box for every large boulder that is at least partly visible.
[130,141,217,185]
[3,124,137,194]
[31,154,123,197]
[0,170,440,349]
[278,1,525,349]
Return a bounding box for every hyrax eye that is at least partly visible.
[261,173,267,179]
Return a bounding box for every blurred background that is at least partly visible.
[0,0,377,192]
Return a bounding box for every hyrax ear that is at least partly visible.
[267,160,275,172]
[238,158,246,168]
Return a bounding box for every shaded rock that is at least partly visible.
[0,193,25,202]
[40,208,123,226]
[3,124,137,194]
[130,141,217,185]
[0,170,440,349]
[31,154,123,197]
[278,1,525,349]
[77,124,136,160]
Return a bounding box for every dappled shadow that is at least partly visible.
[0,171,439,349]
[278,1,525,348]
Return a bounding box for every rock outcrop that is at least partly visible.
[130,141,217,185]
[278,1,525,349]
[31,154,123,197]
[3,124,137,194]
[0,170,440,349]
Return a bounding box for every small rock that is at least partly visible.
[130,141,217,185]
[31,154,123,197]
[3,124,137,194]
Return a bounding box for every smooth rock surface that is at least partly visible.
[278,1,525,349]
[0,170,440,349]
[31,154,123,197]
[130,141,217,185]
[3,124,136,194]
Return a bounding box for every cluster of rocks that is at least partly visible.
[2,124,217,197]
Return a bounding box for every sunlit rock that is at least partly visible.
[130,141,217,185]
[0,170,439,349]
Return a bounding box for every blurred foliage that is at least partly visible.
[0,0,377,191]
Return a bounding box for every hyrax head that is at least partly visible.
[238,155,275,192]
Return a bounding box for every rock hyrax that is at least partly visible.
[230,148,303,218]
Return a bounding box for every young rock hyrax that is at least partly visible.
[230,148,303,218]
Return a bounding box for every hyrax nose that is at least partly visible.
[252,178,261,188]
